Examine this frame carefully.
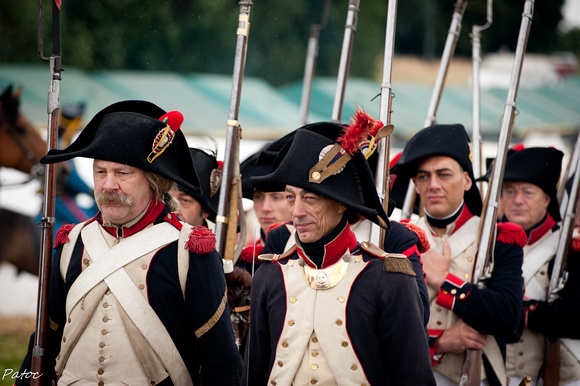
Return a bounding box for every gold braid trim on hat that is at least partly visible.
[194,286,228,338]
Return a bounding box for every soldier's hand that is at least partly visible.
[436,319,487,354]
[422,241,452,289]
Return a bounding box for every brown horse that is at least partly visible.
[0,85,47,275]
[0,86,47,175]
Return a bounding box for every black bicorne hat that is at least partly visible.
[503,146,563,222]
[178,148,222,220]
[40,100,201,196]
[250,115,390,229]
[240,144,273,200]
[396,123,482,216]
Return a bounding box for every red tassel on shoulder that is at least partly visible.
[571,235,580,252]
[185,226,216,255]
[239,243,264,264]
[54,223,76,249]
[403,222,430,253]
[497,222,527,247]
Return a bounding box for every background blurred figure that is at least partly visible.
[172,147,221,229]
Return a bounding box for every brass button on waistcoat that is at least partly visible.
[99,342,105,348]
[341,341,348,347]
[138,284,145,290]
[101,329,107,335]
[98,369,104,375]
[282,341,288,348]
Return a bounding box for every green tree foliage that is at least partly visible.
[0,0,573,87]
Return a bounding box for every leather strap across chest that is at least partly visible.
[64,221,193,386]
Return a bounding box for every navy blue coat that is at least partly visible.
[244,242,436,385]
[17,207,242,385]
[264,220,431,325]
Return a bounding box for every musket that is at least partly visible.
[471,0,493,188]
[215,1,252,273]
[558,133,580,217]
[32,0,63,384]
[331,0,360,123]
[460,1,535,385]
[537,133,580,386]
[299,0,331,126]
[369,0,397,248]
[401,0,470,220]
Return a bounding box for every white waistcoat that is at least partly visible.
[267,254,370,386]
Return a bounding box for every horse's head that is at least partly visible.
[0,85,47,176]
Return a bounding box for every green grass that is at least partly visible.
[0,317,34,386]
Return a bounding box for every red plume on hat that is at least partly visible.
[147,110,184,163]
[338,107,384,156]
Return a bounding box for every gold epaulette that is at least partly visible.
[258,245,297,262]
[359,241,416,276]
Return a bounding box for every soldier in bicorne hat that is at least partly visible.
[16,100,241,386]
[237,144,292,273]
[396,123,526,386]
[172,147,222,229]
[500,146,580,385]
[242,112,436,385]
[257,111,432,325]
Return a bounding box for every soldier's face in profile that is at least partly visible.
[501,181,550,231]
[413,156,472,219]
[284,185,347,243]
[93,159,154,225]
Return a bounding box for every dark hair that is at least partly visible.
[344,206,361,225]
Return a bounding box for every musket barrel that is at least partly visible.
[401,0,469,220]
[32,0,63,382]
[215,1,253,263]
[548,134,580,301]
[471,0,493,184]
[423,0,468,128]
[299,0,331,126]
[332,0,360,123]
[461,2,534,384]
[370,0,398,247]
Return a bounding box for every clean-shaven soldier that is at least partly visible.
[396,124,526,386]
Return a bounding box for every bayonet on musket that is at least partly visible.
[369,0,398,248]
[215,1,253,273]
[460,1,535,385]
[32,0,63,384]
[332,0,360,123]
[401,0,470,220]
[471,0,493,186]
[299,0,331,126]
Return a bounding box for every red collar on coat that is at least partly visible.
[296,223,358,269]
